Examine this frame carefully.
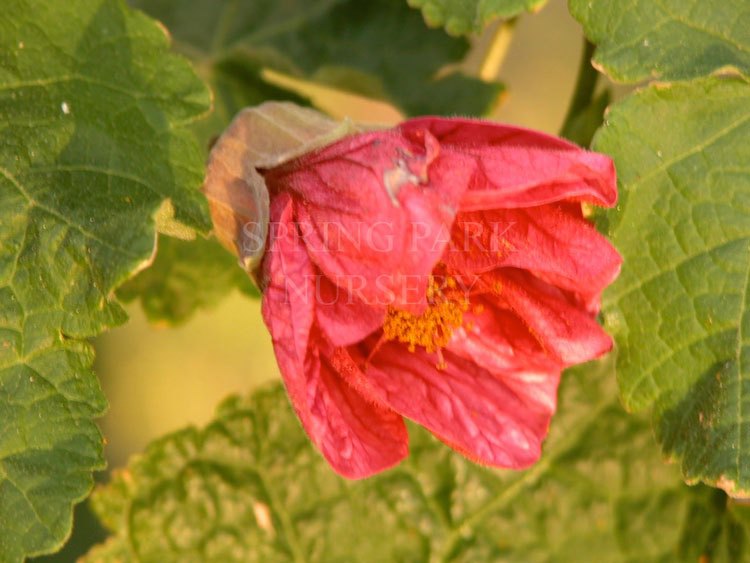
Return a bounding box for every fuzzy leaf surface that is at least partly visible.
[0,0,210,558]
[596,75,750,496]
[570,0,750,82]
[86,360,750,561]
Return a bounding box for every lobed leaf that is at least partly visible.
[596,75,750,496]
[569,0,750,83]
[85,358,750,561]
[0,0,210,559]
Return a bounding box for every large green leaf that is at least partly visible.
[0,0,210,559]
[408,0,547,36]
[85,357,750,562]
[569,0,750,83]
[595,75,750,496]
[129,0,502,129]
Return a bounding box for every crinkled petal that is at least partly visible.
[261,193,316,416]
[447,297,562,417]
[264,128,470,311]
[491,268,613,365]
[262,194,407,478]
[399,117,617,209]
[308,337,409,479]
[449,296,562,375]
[444,204,622,309]
[400,117,582,151]
[358,341,557,469]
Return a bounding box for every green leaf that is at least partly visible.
[129,0,502,129]
[569,0,750,83]
[30,501,108,563]
[0,0,210,559]
[407,0,547,36]
[117,236,258,326]
[85,357,750,561]
[595,75,750,496]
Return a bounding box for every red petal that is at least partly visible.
[448,296,563,376]
[307,338,409,479]
[315,273,385,347]
[400,117,617,209]
[262,195,407,478]
[401,117,582,151]
[264,129,469,312]
[261,193,316,412]
[444,204,622,309]
[490,269,613,365]
[358,341,558,469]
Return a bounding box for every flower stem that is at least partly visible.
[560,38,599,142]
[478,18,517,81]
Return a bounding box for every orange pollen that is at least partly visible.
[382,276,469,354]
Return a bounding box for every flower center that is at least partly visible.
[382,276,469,355]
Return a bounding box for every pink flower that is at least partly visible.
[207,109,621,478]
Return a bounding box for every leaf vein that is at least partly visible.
[0,166,143,260]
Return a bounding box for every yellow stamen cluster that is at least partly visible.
[382,276,469,354]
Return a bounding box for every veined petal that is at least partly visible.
[400,117,617,209]
[307,337,409,479]
[448,296,563,376]
[400,117,581,151]
[262,195,407,478]
[444,204,622,308]
[447,297,562,421]
[260,192,315,379]
[358,341,556,469]
[260,192,317,443]
[491,268,613,365]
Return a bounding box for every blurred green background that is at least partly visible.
[41,0,620,559]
